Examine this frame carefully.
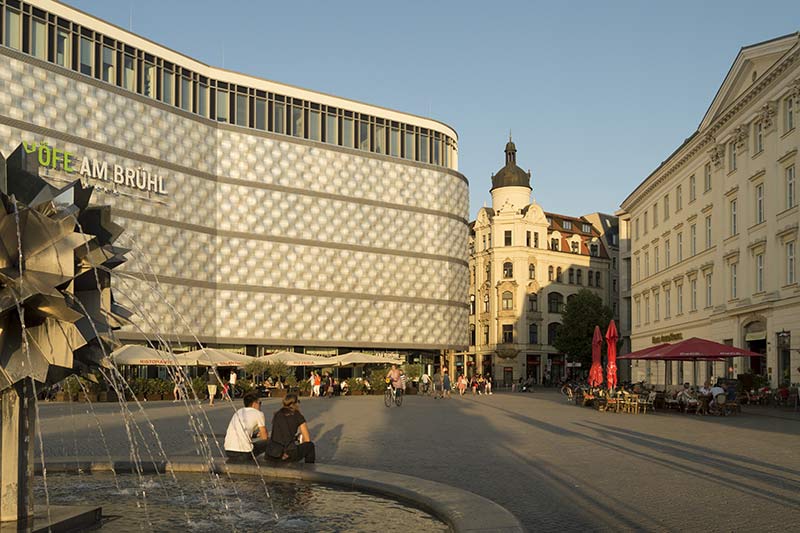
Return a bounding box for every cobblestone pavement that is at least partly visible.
[36,390,800,532]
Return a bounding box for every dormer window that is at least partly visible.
[551,238,559,251]
[582,223,591,233]
[563,220,572,230]
[590,244,599,257]
[571,242,579,254]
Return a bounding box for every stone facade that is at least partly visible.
[619,34,800,387]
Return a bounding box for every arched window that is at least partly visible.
[528,293,538,312]
[548,292,564,314]
[548,266,554,281]
[568,268,575,284]
[529,323,539,344]
[576,269,583,285]
[548,322,562,345]
[502,291,513,310]
[556,267,562,282]
[567,294,576,305]
[485,262,491,281]
[595,271,601,287]
[529,264,535,280]
[469,324,476,346]
[483,293,489,312]
[470,294,475,314]
[503,261,513,278]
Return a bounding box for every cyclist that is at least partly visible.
[386,365,405,400]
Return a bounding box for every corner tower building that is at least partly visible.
[0,0,469,357]
[465,141,613,385]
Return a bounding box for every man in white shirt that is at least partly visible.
[709,384,726,404]
[224,392,268,463]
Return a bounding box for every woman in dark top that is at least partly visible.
[268,394,315,463]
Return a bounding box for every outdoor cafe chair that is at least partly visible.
[638,391,656,414]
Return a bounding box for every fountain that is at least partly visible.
[0,142,129,530]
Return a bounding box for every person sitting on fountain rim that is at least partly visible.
[224,392,269,463]
[266,394,315,463]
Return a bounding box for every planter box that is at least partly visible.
[146,393,163,402]
[271,389,287,398]
[79,393,98,403]
[406,388,418,395]
[54,392,68,402]
[350,390,363,396]
[99,391,118,402]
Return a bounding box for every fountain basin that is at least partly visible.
[36,458,525,532]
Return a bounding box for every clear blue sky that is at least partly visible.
[67,0,799,220]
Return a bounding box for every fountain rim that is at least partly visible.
[35,457,525,533]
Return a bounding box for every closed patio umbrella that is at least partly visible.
[588,326,604,387]
[605,320,618,390]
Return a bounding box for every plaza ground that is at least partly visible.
[36,390,800,532]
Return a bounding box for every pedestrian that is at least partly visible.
[206,369,219,406]
[224,392,268,463]
[313,372,321,397]
[228,370,237,399]
[458,374,467,396]
[420,373,431,395]
[432,369,443,399]
[485,374,493,395]
[265,394,315,464]
[307,372,315,398]
[443,369,451,398]
[172,371,184,402]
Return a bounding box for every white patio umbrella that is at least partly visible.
[110,345,180,366]
[175,348,254,367]
[257,351,333,367]
[329,351,404,366]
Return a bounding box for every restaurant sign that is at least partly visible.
[651,332,683,344]
[23,140,167,196]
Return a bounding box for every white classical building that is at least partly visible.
[618,33,800,387]
[464,141,612,386]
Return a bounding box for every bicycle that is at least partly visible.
[384,384,403,407]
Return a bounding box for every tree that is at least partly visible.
[552,289,613,368]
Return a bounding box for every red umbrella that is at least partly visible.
[588,326,604,387]
[654,337,763,361]
[617,343,672,360]
[605,320,619,390]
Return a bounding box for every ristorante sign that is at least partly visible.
[23,140,168,196]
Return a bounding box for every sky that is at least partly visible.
[66,0,800,220]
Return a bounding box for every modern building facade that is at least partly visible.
[0,0,469,358]
[619,33,800,387]
[463,141,612,385]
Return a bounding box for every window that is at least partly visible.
[529,324,538,344]
[488,233,492,248]
[470,295,475,315]
[403,129,414,159]
[612,279,617,291]
[635,299,641,326]
[326,112,338,145]
[123,55,135,91]
[343,117,355,148]
[665,287,671,318]
[180,77,192,112]
[548,293,564,314]
[563,220,572,230]
[79,37,93,76]
[730,199,738,236]
[677,232,683,262]
[635,218,640,240]
[588,270,594,286]
[101,46,115,83]
[4,7,20,49]
[728,142,737,172]
[292,106,304,137]
[374,124,386,153]
[595,271,601,287]
[755,183,764,224]
[534,232,539,248]
[31,18,46,59]
[787,165,796,210]
[577,269,583,285]
[664,195,670,220]
[754,121,764,153]
[705,273,712,308]
[705,216,712,249]
[653,203,658,227]
[418,132,429,163]
[730,263,738,299]
[526,231,531,247]
[254,97,266,129]
[502,291,513,310]
[665,240,671,268]
[388,126,399,156]
[689,175,696,202]
[571,242,579,253]
[676,284,683,314]
[470,325,476,346]
[162,70,173,105]
[528,264,535,280]
[505,230,512,246]
[756,253,764,293]
[590,243,599,257]
[676,185,682,211]
[644,211,649,233]
[582,223,591,233]
[503,262,513,278]
[550,238,559,251]
[548,266,554,281]
[644,252,650,277]
[645,295,650,323]
[654,246,660,273]
[483,293,490,313]
[556,267,562,282]
[786,96,795,132]
[483,325,489,344]
[654,293,660,321]
[359,121,370,150]
[502,325,513,344]
[216,90,229,123]
[568,268,575,284]
[690,279,697,311]
[635,257,640,281]
[485,261,491,281]
[55,29,71,68]
[528,293,538,312]
[547,323,561,345]
[690,224,697,256]
[143,62,157,98]
[787,242,796,285]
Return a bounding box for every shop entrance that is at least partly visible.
[744,321,767,376]
[526,354,540,384]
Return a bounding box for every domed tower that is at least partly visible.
[490,138,532,211]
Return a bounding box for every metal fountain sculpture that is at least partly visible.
[0,143,129,526]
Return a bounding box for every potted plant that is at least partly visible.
[145,379,163,401]
[63,376,82,402]
[284,374,299,395]
[346,378,361,395]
